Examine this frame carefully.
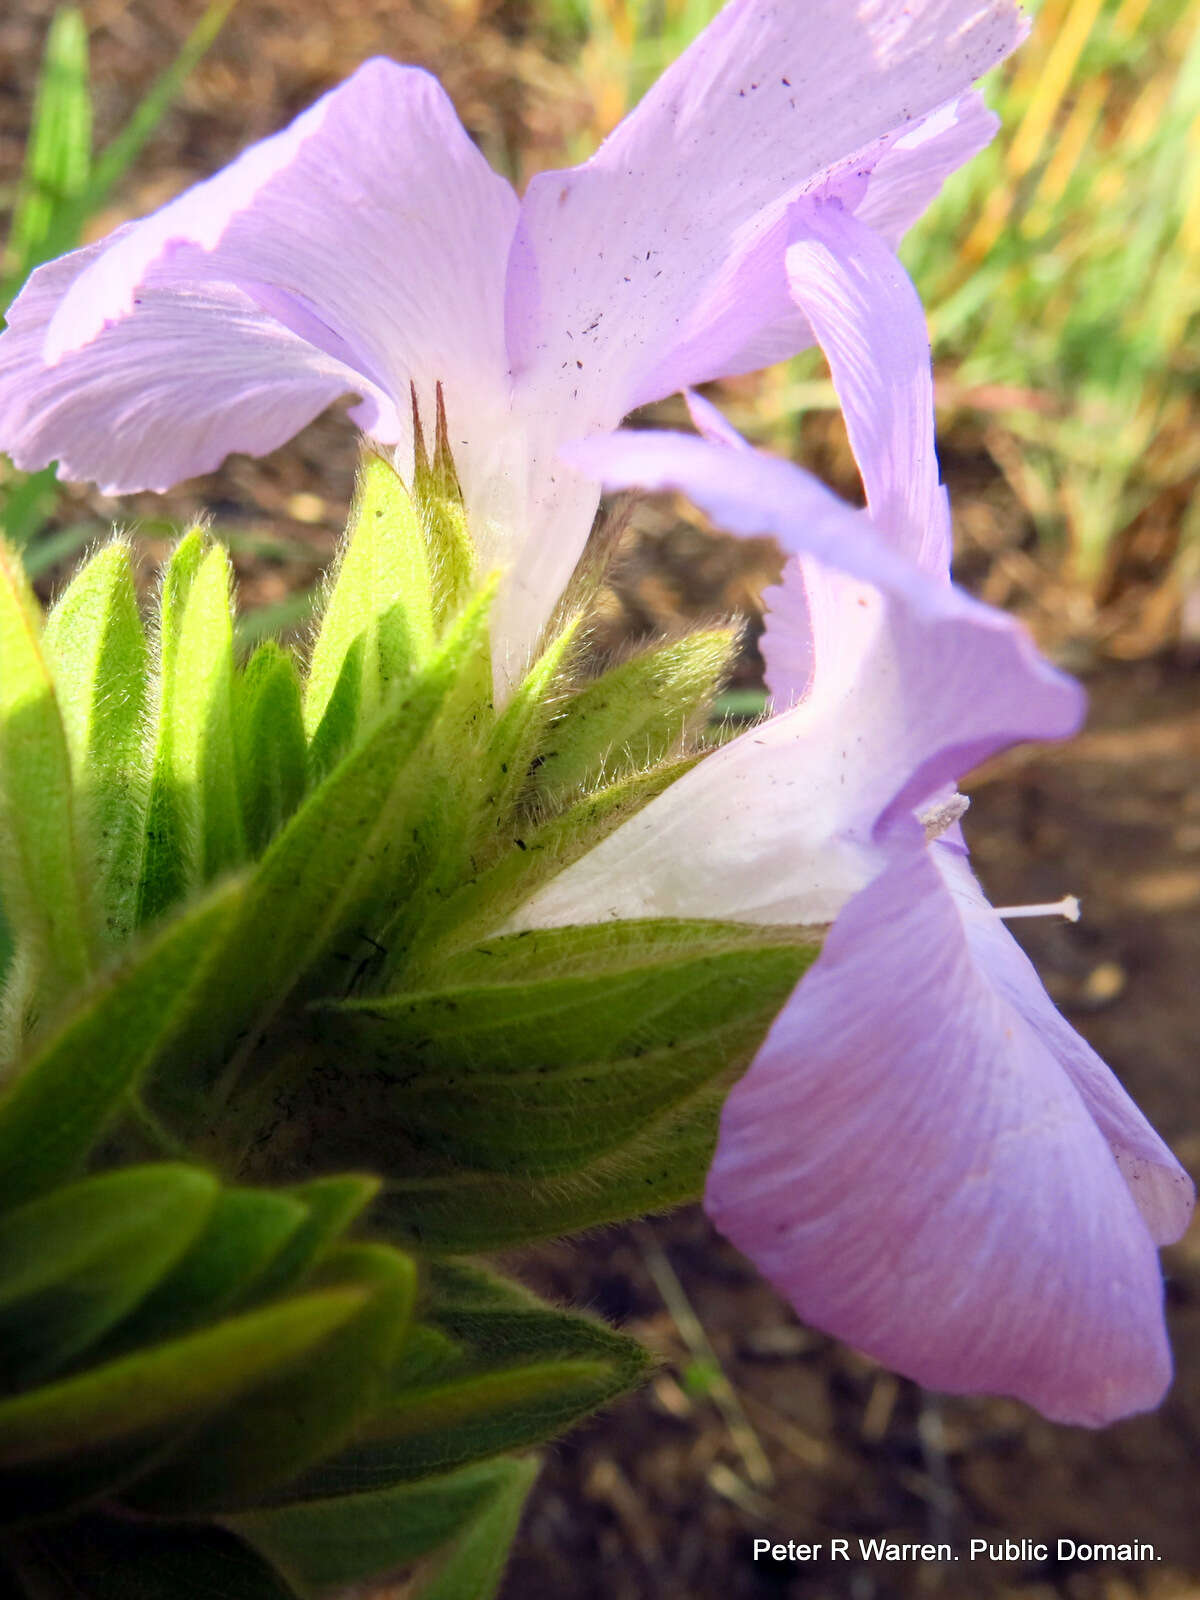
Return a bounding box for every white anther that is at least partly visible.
[993,894,1081,923]
[919,792,971,841]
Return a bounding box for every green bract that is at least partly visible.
[0,449,819,1597]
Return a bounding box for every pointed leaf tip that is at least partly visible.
[42,539,151,947]
[0,536,97,1042]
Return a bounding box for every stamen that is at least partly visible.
[919,792,970,841]
[993,894,1081,923]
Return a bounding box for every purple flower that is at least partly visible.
[0,0,1024,677]
[515,199,1194,1424]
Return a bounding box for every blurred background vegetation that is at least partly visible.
[1,4,1198,1598]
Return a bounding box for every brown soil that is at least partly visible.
[2,6,1198,1598]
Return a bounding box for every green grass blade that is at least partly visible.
[85,0,234,213]
[19,518,102,578]
[0,467,63,555]
[235,585,319,651]
[1,7,91,299]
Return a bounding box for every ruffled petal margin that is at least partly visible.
[0,237,382,494]
[2,60,518,497]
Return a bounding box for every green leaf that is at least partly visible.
[416,1454,538,1600]
[0,1284,368,1467]
[305,452,436,775]
[0,536,96,1045]
[89,1184,308,1360]
[532,626,737,804]
[410,752,703,976]
[317,920,816,1180]
[8,1517,299,1600]
[126,1244,418,1514]
[472,616,581,858]
[0,897,12,998]
[0,875,243,1211]
[234,641,307,855]
[249,1175,380,1303]
[42,540,151,946]
[302,634,364,789]
[377,1081,729,1252]
[293,1265,650,1492]
[225,1459,526,1597]
[412,386,475,627]
[423,1262,533,1312]
[438,915,816,989]
[365,576,497,973]
[134,530,204,917]
[138,533,243,925]
[1,8,91,298]
[147,587,493,1125]
[0,1164,217,1387]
